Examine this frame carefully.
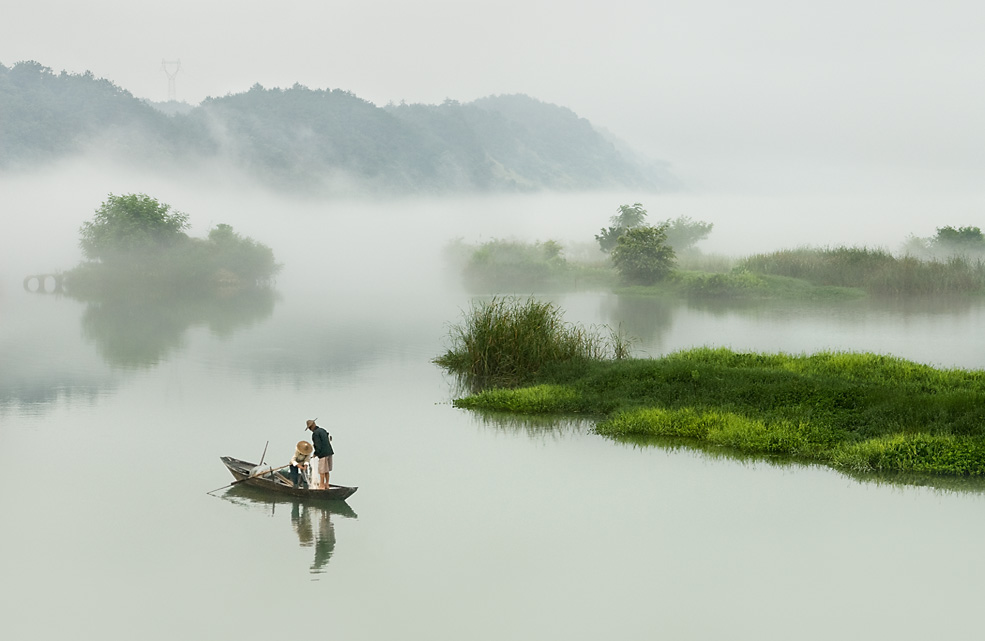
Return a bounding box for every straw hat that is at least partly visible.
[296,441,313,455]
[305,419,317,430]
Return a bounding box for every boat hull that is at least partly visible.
[220,456,358,501]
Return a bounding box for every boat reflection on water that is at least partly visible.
[220,484,358,574]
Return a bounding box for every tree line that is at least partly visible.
[0,61,676,194]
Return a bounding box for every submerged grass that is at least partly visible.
[450,346,985,477]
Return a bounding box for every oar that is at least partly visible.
[206,463,292,495]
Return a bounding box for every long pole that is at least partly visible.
[206,463,291,495]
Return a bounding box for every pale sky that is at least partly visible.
[3,0,985,193]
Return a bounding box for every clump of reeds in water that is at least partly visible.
[434,296,630,387]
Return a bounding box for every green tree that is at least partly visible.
[933,226,985,254]
[79,193,189,261]
[610,224,677,285]
[596,203,648,253]
[206,223,280,285]
[663,216,714,253]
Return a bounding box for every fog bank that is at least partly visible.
[3,158,984,303]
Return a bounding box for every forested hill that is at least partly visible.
[0,61,677,194]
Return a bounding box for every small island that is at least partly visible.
[435,297,985,479]
[439,201,985,481]
[449,202,985,300]
[67,193,280,297]
[42,193,282,367]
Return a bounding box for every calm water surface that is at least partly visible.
[3,191,985,640]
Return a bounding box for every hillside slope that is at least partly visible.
[0,61,677,194]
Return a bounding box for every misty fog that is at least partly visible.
[3,154,978,292]
[5,151,984,399]
[6,4,985,639]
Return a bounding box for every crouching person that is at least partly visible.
[289,441,314,489]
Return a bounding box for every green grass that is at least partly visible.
[830,433,985,475]
[668,269,865,301]
[434,296,628,388]
[740,246,985,296]
[455,384,582,413]
[449,347,985,477]
[451,238,985,301]
[451,238,616,292]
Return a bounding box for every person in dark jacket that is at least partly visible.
[306,419,334,489]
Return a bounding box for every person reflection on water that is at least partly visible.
[289,440,314,489]
[311,508,336,572]
[290,502,336,572]
[306,419,334,489]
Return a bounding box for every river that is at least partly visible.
[3,178,985,640]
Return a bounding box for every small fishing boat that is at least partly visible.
[220,456,358,501]
[221,483,359,518]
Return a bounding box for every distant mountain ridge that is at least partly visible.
[0,60,677,194]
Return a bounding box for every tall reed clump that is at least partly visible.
[434,296,622,387]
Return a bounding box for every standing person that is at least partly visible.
[306,419,334,489]
[289,440,314,489]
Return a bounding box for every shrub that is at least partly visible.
[80,193,189,262]
[434,296,620,386]
[610,225,677,285]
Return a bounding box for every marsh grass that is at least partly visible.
[741,246,985,296]
[434,297,629,387]
[452,346,985,476]
[455,384,582,413]
[455,238,616,292]
[674,269,864,300]
[614,267,866,301]
[674,251,737,273]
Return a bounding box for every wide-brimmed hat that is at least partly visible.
[296,441,314,455]
[305,419,317,430]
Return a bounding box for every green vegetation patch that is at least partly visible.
[455,384,582,413]
[613,269,865,301]
[598,408,836,458]
[671,269,864,300]
[450,346,985,476]
[831,434,985,476]
[741,246,985,297]
[435,297,629,388]
[67,194,280,299]
[452,238,614,292]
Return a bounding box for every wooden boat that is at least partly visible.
[220,456,358,501]
[221,484,359,519]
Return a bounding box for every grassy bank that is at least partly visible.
[450,347,985,477]
[635,269,867,301]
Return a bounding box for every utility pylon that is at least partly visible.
[161,59,181,101]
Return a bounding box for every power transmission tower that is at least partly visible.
[161,59,181,101]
